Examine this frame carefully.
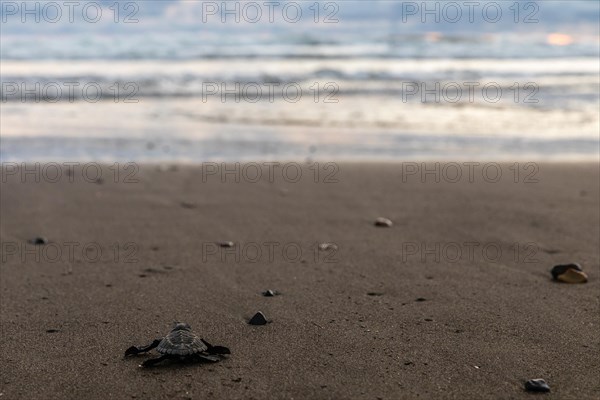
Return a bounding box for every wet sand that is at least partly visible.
[1,163,599,399]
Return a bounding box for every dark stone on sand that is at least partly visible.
[29,237,48,245]
[143,267,166,274]
[367,292,384,296]
[551,263,582,279]
[543,248,561,254]
[219,241,235,248]
[46,329,59,333]
[374,217,393,227]
[262,290,278,297]
[248,311,268,325]
[416,297,427,302]
[551,263,588,283]
[525,379,550,393]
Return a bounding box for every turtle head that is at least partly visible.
[172,322,191,331]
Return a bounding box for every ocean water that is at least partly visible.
[1,1,599,162]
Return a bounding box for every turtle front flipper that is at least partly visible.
[201,339,231,355]
[125,339,162,356]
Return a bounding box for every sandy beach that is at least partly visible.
[1,162,598,399]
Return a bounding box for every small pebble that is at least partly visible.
[248,311,268,325]
[46,329,59,333]
[262,290,278,297]
[29,237,48,245]
[367,292,384,296]
[543,248,561,255]
[219,241,235,248]
[374,217,393,227]
[525,378,550,393]
[318,243,338,251]
[416,297,427,302]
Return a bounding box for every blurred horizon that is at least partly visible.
[1,0,599,162]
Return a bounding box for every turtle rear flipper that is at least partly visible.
[125,339,162,356]
[188,353,220,363]
[141,355,172,367]
[201,339,231,355]
[199,354,220,362]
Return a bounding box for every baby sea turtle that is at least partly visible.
[124,322,230,367]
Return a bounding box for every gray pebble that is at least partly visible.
[525,378,550,393]
[374,217,393,227]
[248,311,268,325]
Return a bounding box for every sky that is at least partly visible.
[0,0,598,35]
